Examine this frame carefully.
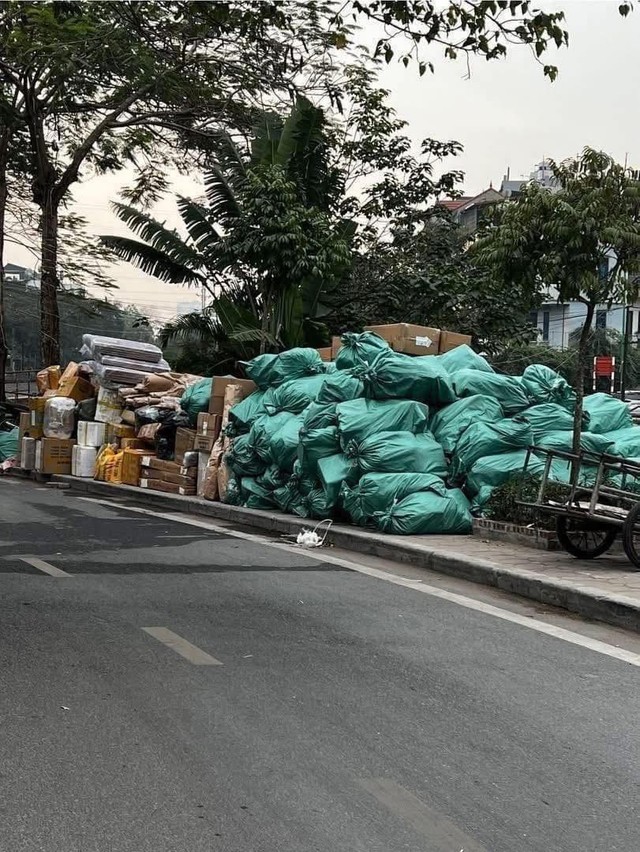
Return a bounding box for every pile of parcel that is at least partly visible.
[15,324,640,536]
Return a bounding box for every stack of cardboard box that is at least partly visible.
[330,324,472,359]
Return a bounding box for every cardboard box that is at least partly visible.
[139,478,196,496]
[197,412,221,438]
[316,347,332,362]
[106,423,136,441]
[28,398,46,438]
[174,427,196,464]
[56,376,95,402]
[365,323,440,356]
[35,438,75,475]
[121,448,153,486]
[141,469,197,487]
[120,437,142,450]
[95,386,122,424]
[141,456,197,478]
[331,336,342,360]
[209,376,256,416]
[193,433,215,453]
[439,329,472,353]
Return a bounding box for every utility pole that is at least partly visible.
[620,306,634,400]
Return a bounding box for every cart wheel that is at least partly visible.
[556,516,617,559]
[622,503,640,570]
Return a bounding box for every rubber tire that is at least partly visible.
[622,502,640,571]
[556,516,617,559]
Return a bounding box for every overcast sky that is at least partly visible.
[8,0,640,323]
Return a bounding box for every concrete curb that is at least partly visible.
[54,476,640,634]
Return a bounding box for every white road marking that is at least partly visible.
[141,626,223,666]
[18,556,71,577]
[359,778,488,851]
[76,496,640,667]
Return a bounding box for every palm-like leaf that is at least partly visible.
[100,236,204,285]
[110,203,202,268]
[251,111,284,167]
[176,197,222,255]
[204,166,242,222]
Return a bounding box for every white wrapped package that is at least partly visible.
[89,361,152,387]
[95,387,123,424]
[98,354,170,373]
[77,421,107,447]
[21,437,36,470]
[44,397,75,439]
[72,445,97,478]
[81,335,163,364]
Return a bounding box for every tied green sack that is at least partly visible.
[263,374,327,415]
[240,476,276,509]
[225,434,267,477]
[341,472,446,526]
[316,369,364,404]
[452,369,530,415]
[521,364,575,410]
[241,348,325,389]
[583,392,633,434]
[334,331,389,370]
[356,349,456,406]
[451,418,533,478]
[466,450,544,496]
[317,453,353,505]
[336,398,429,451]
[429,395,503,454]
[348,430,448,478]
[249,412,296,462]
[522,403,577,437]
[227,390,269,436]
[268,414,304,471]
[0,426,19,461]
[535,430,614,456]
[256,464,288,491]
[438,344,494,374]
[603,426,640,458]
[298,425,341,476]
[180,378,212,425]
[546,458,599,486]
[302,401,338,430]
[375,486,473,535]
[222,476,242,506]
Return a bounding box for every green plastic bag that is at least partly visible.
[317,453,354,505]
[263,374,327,415]
[535,430,614,456]
[291,459,316,496]
[256,464,288,490]
[240,476,276,509]
[249,412,296,462]
[302,401,338,430]
[302,489,334,519]
[375,486,472,535]
[323,361,338,373]
[546,457,599,486]
[225,434,267,477]
[466,450,544,496]
[241,347,325,388]
[334,331,389,370]
[348,430,448,477]
[356,349,456,406]
[438,344,494,374]
[521,364,575,410]
[268,414,304,471]
[336,398,429,451]
[603,426,640,458]
[341,472,446,526]
[429,395,503,454]
[180,378,212,425]
[451,418,533,478]
[298,425,341,476]
[316,369,364,404]
[452,369,530,415]
[227,390,269,436]
[0,426,19,461]
[583,393,632,434]
[521,403,577,437]
[222,475,242,505]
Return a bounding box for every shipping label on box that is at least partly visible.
[193,433,215,453]
[196,412,221,438]
[364,323,441,356]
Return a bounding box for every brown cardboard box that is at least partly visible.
[139,478,196,496]
[141,469,197,487]
[121,448,151,486]
[316,347,332,362]
[174,427,196,464]
[196,412,221,438]
[59,361,79,385]
[35,438,75,474]
[331,336,342,360]
[106,423,136,441]
[439,329,472,353]
[55,376,95,402]
[193,433,215,453]
[141,456,197,478]
[120,437,142,450]
[208,376,256,416]
[364,323,440,356]
[18,411,30,439]
[28,397,46,438]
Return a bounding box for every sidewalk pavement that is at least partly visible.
[54,476,640,634]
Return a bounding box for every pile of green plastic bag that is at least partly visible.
[218,333,639,535]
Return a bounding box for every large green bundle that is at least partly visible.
[239,476,276,509]
[535,430,614,456]
[298,425,341,476]
[241,347,325,388]
[249,412,296,462]
[603,426,640,458]
[375,485,473,535]
[438,344,494,374]
[334,332,389,370]
[317,453,353,505]
[316,369,364,404]
[521,364,575,409]
[273,480,307,514]
[227,390,269,436]
[348,430,448,477]
[302,401,338,430]
[256,464,288,490]
[268,414,304,471]
[583,392,633,434]
[180,378,212,425]
[546,458,599,486]
[521,403,577,437]
[451,418,533,478]
[0,427,18,461]
[222,476,242,505]
[225,434,267,477]
[356,349,456,406]
[466,450,544,496]
[336,398,429,451]
[263,374,327,415]
[452,369,530,415]
[429,395,503,454]
[341,472,446,526]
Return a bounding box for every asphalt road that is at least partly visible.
[1,478,639,852]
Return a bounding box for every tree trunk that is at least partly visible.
[572,300,596,458]
[0,132,10,403]
[40,190,60,366]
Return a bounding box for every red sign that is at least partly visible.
[594,355,615,377]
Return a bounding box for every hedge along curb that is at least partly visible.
[54,475,640,635]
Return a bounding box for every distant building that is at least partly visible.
[4,263,39,288]
[438,187,504,230]
[500,159,558,199]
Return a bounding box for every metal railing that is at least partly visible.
[5,370,38,401]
